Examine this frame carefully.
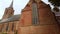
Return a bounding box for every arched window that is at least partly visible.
[32,0,39,25]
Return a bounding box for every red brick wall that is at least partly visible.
[0,24,2,32]
[0,21,19,34]
[3,23,7,32]
[18,0,59,34]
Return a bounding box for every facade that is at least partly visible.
[18,0,60,34]
[0,0,60,34]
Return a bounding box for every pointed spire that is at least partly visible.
[10,0,13,8]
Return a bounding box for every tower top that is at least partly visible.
[9,0,13,8]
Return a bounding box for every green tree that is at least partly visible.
[48,0,60,6]
[48,0,60,12]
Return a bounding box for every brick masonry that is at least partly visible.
[18,0,60,34]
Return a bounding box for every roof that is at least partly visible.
[0,14,20,23]
[53,11,60,16]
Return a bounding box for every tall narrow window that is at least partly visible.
[6,23,9,31]
[12,23,14,31]
[32,1,39,25]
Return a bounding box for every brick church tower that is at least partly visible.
[18,0,60,34]
[2,0,14,19]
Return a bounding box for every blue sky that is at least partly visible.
[0,0,50,19]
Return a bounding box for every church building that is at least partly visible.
[0,0,60,34]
